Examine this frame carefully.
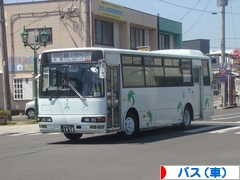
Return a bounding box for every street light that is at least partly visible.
[21,26,48,120]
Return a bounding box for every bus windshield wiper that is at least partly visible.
[68,83,86,101]
[49,87,62,101]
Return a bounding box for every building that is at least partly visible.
[182,39,210,54]
[0,0,182,113]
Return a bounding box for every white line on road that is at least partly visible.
[235,132,240,134]
[8,131,36,136]
[27,132,42,136]
[209,126,240,134]
[46,132,61,135]
[212,115,240,121]
[184,126,222,133]
[194,121,240,124]
[211,112,240,118]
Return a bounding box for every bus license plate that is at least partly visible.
[61,125,75,133]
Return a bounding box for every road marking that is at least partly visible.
[184,126,221,133]
[5,132,61,136]
[209,126,240,134]
[47,132,61,135]
[235,132,240,134]
[194,121,240,124]
[8,131,36,136]
[211,112,240,118]
[212,115,240,121]
[27,132,42,136]
[212,116,240,121]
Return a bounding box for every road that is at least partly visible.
[0,108,240,180]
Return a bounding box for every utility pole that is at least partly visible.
[0,0,12,119]
[80,0,91,47]
[85,0,91,47]
[218,0,228,107]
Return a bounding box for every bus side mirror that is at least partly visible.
[99,63,106,78]
[91,67,98,73]
[90,59,106,78]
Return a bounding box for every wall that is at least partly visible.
[159,17,182,49]
[182,39,210,54]
[1,0,159,112]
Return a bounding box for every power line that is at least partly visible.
[178,0,201,21]
[183,0,211,36]
[159,0,240,15]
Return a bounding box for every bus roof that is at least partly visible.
[41,47,209,59]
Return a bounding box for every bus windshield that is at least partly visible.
[39,63,104,98]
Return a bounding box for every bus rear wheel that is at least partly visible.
[64,133,83,141]
[181,107,191,129]
[121,112,138,139]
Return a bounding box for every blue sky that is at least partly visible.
[4,0,240,50]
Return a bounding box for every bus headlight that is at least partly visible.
[37,117,53,122]
[82,117,105,123]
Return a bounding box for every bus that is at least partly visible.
[37,47,214,140]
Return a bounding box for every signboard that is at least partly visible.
[219,75,227,83]
[219,67,227,74]
[99,0,124,20]
[8,56,40,72]
[231,48,240,58]
[51,52,92,62]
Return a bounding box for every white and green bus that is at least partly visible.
[37,47,214,140]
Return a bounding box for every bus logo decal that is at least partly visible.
[64,103,70,111]
[177,102,183,115]
[146,111,153,126]
[204,98,210,110]
[127,90,135,106]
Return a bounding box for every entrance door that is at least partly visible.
[107,65,120,131]
[193,66,202,119]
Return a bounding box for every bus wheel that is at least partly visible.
[64,133,83,141]
[181,107,191,129]
[121,112,138,139]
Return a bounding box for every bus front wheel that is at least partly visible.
[121,112,138,139]
[181,107,191,129]
[64,133,83,141]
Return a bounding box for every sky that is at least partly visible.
[4,0,240,50]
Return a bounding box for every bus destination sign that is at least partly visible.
[51,51,92,62]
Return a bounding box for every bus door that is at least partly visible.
[107,65,120,131]
[193,66,202,119]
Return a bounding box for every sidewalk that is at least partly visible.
[11,114,36,123]
[0,115,39,135]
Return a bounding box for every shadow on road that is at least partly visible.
[47,124,234,145]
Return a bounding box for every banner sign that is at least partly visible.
[8,56,40,72]
[99,0,124,20]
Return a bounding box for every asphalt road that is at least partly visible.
[0,108,240,180]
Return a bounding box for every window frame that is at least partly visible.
[121,54,194,88]
[95,19,114,46]
[130,27,145,50]
[159,33,170,50]
[13,77,33,100]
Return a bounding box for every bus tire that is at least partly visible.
[181,107,191,129]
[121,112,138,139]
[64,133,83,141]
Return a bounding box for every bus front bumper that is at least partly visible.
[39,123,107,134]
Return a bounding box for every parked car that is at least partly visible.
[25,101,34,119]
